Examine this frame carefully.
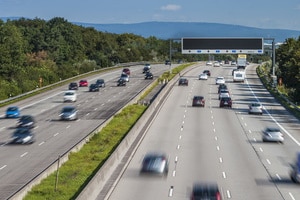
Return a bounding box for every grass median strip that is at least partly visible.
[24,104,147,200]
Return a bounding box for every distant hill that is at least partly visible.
[74,21,300,43]
[2,17,300,42]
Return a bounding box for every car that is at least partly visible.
[199,73,208,80]
[224,60,230,64]
[64,90,77,102]
[215,77,225,85]
[68,82,78,90]
[179,77,189,86]
[262,127,284,143]
[6,106,20,118]
[60,106,78,121]
[206,61,213,66]
[117,78,126,86]
[165,60,171,65]
[231,61,237,65]
[95,79,105,87]
[218,84,227,94]
[17,115,35,129]
[120,73,129,82]
[140,153,169,176]
[219,97,232,108]
[79,79,88,87]
[213,61,220,67]
[203,70,211,76]
[290,152,300,183]
[144,72,153,79]
[192,96,205,107]
[122,68,130,75]
[232,69,239,76]
[219,89,230,100]
[11,128,35,144]
[89,83,100,92]
[190,182,222,200]
[248,102,263,115]
[143,64,151,73]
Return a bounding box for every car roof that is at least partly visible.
[192,183,219,195]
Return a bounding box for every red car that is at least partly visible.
[122,68,130,75]
[79,79,88,87]
[192,96,205,107]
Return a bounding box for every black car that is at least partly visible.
[165,60,171,65]
[203,70,211,76]
[143,64,151,73]
[179,78,189,86]
[17,115,35,129]
[96,79,105,87]
[11,128,35,144]
[89,83,100,92]
[140,153,169,176]
[192,96,205,107]
[117,78,126,86]
[145,72,153,79]
[190,183,222,200]
[68,82,78,90]
[219,97,232,108]
[218,84,227,94]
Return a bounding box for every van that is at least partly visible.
[290,152,300,183]
[233,70,245,82]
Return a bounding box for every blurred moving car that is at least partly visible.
[179,77,189,86]
[144,72,153,79]
[17,115,35,129]
[203,70,211,76]
[89,83,100,92]
[219,97,232,108]
[213,61,220,67]
[143,64,151,73]
[192,96,205,107]
[96,79,105,87]
[290,152,300,183]
[68,82,78,90]
[120,73,129,82]
[165,60,171,65]
[6,106,20,118]
[79,79,88,87]
[190,182,222,200]
[215,77,225,85]
[122,68,130,75]
[140,153,169,176]
[117,78,126,86]
[199,73,208,80]
[262,127,284,143]
[60,106,78,121]
[248,102,263,115]
[11,128,35,144]
[206,61,213,66]
[231,61,237,65]
[64,90,77,102]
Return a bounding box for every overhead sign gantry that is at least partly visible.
[181,37,264,54]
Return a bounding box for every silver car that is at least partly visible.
[262,127,284,143]
[248,102,263,115]
[140,153,169,176]
[60,106,78,121]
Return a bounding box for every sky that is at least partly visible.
[1,0,300,31]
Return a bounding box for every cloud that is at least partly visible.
[160,4,181,11]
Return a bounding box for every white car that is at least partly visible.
[248,102,263,115]
[206,61,213,66]
[199,73,208,80]
[262,127,284,143]
[215,77,225,85]
[219,89,230,99]
[213,61,220,67]
[64,90,77,102]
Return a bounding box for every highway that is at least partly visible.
[0,63,172,200]
[105,63,300,200]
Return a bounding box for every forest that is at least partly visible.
[0,17,296,102]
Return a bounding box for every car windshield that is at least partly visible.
[251,103,261,107]
[62,107,75,112]
[7,107,18,111]
[65,92,74,95]
[266,128,280,132]
[97,79,104,83]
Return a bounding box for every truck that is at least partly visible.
[237,54,247,69]
[233,70,245,82]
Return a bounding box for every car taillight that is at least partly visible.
[216,192,221,200]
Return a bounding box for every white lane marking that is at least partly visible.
[266,159,271,165]
[182,121,185,125]
[276,174,281,180]
[213,128,216,133]
[212,122,215,125]
[253,138,257,142]
[39,141,45,146]
[86,113,90,116]
[259,147,263,152]
[168,186,174,197]
[244,123,247,126]
[248,130,252,133]
[211,116,214,119]
[226,190,232,198]
[20,152,28,157]
[179,135,182,139]
[219,157,223,163]
[222,172,226,178]
[172,170,176,177]
[175,156,178,163]
[215,136,218,141]
[216,146,220,151]
[289,192,296,200]
[0,165,7,170]
[66,125,71,129]
[183,114,186,118]
[0,127,6,132]
[54,132,59,137]
[94,108,98,111]
[177,145,180,149]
